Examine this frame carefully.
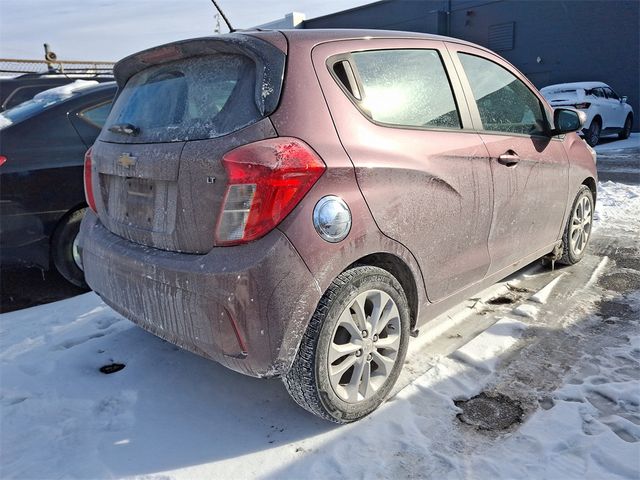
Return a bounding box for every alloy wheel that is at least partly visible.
[327,289,401,403]
[570,194,592,256]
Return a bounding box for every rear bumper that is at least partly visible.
[79,210,322,377]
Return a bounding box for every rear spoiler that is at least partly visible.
[113,33,285,116]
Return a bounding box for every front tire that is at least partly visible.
[558,186,594,265]
[585,118,601,147]
[283,266,410,423]
[618,114,633,140]
[51,208,88,288]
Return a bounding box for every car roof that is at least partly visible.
[271,28,488,51]
[541,81,609,91]
[32,79,115,98]
[12,81,116,113]
[114,29,495,87]
[72,80,116,95]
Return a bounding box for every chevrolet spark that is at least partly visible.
[79,29,597,423]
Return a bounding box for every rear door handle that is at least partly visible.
[497,152,520,166]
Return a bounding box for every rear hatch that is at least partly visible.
[541,88,585,107]
[91,34,285,253]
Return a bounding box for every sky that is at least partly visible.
[0,0,373,62]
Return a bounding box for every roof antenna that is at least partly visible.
[210,0,234,32]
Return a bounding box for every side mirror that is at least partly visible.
[550,108,585,136]
[621,96,628,103]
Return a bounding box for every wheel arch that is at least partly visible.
[348,252,419,330]
[582,176,597,204]
[49,202,88,251]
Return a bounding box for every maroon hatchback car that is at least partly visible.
[79,29,597,423]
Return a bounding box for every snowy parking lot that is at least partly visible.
[1,135,639,479]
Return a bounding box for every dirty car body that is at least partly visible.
[79,29,597,422]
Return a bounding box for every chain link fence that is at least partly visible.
[0,58,114,77]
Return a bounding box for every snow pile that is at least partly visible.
[32,79,99,101]
[594,180,640,233]
[530,273,566,304]
[448,318,526,378]
[0,114,13,130]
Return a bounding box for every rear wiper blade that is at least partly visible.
[108,123,140,136]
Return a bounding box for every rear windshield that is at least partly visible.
[103,54,261,143]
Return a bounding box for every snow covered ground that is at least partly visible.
[594,132,640,153]
[595,134,640,186]
[1,141,639,479]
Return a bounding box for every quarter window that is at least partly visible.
[78,101,112,128]
[348,49,461,129]
[458,53,546,135]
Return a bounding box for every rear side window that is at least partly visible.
[104,54,260,143]
[458,53,546,136]
[348,49,461,129]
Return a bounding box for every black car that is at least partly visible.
[0,71,114,111]
[0,80,117,286]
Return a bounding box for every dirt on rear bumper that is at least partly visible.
[79,210,321,377]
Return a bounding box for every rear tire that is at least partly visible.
[558,186,594,265]
[51,208,88,288]
[283,266,410,423]
[585,118,601,147]
[618,114,632,140]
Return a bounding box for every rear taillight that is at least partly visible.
[574,102,591,109]
[0,155,6,167]
[84,147,97,213]
[215,138,326,245]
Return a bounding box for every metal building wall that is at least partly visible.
[303,0,640,130]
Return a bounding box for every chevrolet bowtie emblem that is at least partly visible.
[117,153,137,168]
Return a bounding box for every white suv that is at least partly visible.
[541,81,633,146]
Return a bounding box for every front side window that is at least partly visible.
[604,87,619,100]
[348,49,461,129]
[458,53,547,135]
